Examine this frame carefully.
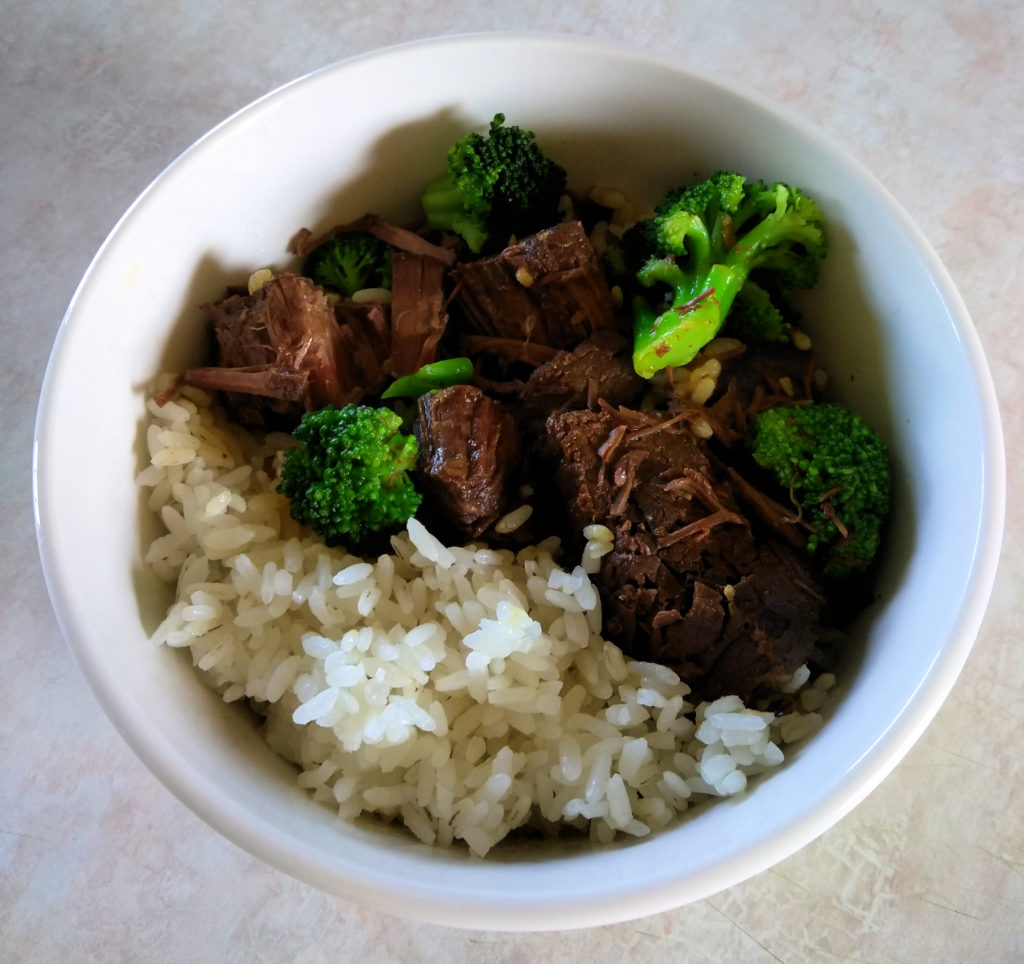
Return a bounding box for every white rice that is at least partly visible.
[139,378,830,856]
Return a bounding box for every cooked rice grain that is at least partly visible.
[139,383,825,856]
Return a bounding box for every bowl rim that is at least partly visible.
[33,31,1006,930]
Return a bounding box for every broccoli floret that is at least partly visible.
[303,231,394,298]
[727,279,791,345]
[625,171,826,377]
[420,113,567,254]
[750,402,890,577]
[277,404,421,546]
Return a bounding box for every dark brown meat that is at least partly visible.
[705,343,819,438]
[544,406,825,700]
[460,335,562,368]
[180,254,452,427]
[545,407,724,539]
[415,386,521,540]
[521,332,646,424]
[725,465,808,550]
[183,273,353,427]
[713,543,828,693]
[386,252,449,378]
[451,221,616,357]
[332,299,391,398]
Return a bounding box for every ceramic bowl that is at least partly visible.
[34,34,1004,930]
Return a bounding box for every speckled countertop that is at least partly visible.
[4,1,1022,960]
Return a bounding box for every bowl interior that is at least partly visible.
[34,34,1004,930]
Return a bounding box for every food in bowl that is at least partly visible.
[137,114,888,855]
[35,35,1003,927]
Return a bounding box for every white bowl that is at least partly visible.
[34,34,1005,930]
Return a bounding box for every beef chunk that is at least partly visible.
[545,407,735,542]
[386,252,449,378]
[544,405,825,700]
[179,247,452,428]
[415,385,520,540]
[714,542,827,693]
[332,299,391,399]
[649,580,725,673]
[451,221,616,361]
[543,408,623,531]
[331,251,451,397]
[637,538,823,697]
[521,333,646,424]
[705,343,819,438]
[182,273,352,427]
[724,465,808,551]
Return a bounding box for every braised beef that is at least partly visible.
[712,542,826,693]
[332,299,391,398]
[704,343,819,438]
[545,407,728,538]
[460,335,562,368]
[724,465,808,550]
[521,332,646,425]
[451,221,616,359]
[544,406,825,700]
[415,385,520,540]
[183,273,353,427]
[386,252,450,378]
[180,247,452,427]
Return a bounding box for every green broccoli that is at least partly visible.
[727,279,791,345]
[302,231,394,298]
[749,402,890,577]
[420,113,567,254]
[623,171,826,377]
[277,404,421,546]
[381,357,474,399]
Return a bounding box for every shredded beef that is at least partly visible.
[544,406,825,700]
[332,299,391,398]
[180,246,451,427]
[705,343,820,438]
[182,273,352,427]
[386,252,449,378]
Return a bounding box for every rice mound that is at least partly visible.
[139,379,832,856]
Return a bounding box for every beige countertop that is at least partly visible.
[4,1,1022,959]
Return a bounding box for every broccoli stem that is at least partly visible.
[632,261,744,377]
[419,175,465,225]
[420,174,490,253]
[381,357,474,399]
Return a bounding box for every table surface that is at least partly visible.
[4,1,1022,960]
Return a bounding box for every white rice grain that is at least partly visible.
[333,562,374,586]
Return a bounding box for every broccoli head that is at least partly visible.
[277,404,421,546]
[303,231,394,298]
[750,402,890,577]
[623,171,826,377]
[726,279,791,345]
[420,113,567,254]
